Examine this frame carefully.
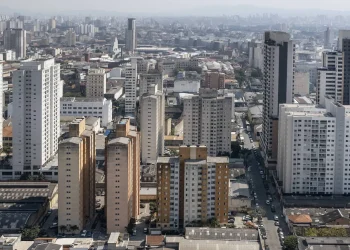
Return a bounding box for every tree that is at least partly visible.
[70,225,79,235]
[231,142,242,158]
[207,217,219,228]
[59,225,67,234]
[21,226,40,240]
[284,235,298,250]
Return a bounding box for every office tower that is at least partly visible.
[278,96,350,195]
[125,18,136,53]
[49,18,56,31]
[86,68,107,98]
[204,71,225,89]
[317,51,343,105]
[140,84,164,163]
[124,58,138,114]
[0,63,3,149]
[261,31,294,164]
[66,29,76,46]
[12,58,60,177]
[157,145,229,229]
[139,72,163,96]
[183,88,234,156]
[4,28,26,59]
[338,30,350,105]
[6,19,23,29]
[106,118,140,233]
[58,118,96,230]
[248,40,263,70]
[324,27,331,48]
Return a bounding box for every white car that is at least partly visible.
[275,221,280,226]
[274,215,279,221]
[265,200,270,205]
[80,230,87,237]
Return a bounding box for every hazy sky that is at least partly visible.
[2,0,350,13]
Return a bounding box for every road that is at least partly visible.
[242,129,289,250]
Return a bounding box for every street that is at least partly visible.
[242,129,289,250]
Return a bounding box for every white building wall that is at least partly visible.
[125,58,137,114]
[173,80,200,93]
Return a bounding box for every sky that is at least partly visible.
[2,0,350,13]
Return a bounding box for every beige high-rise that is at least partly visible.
[58,117,96,231]
[86,68,107,98]
[106,118,140,233]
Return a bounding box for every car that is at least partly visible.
[228,219,235,223]
[80,230,87,237]
[280,235,285,241]
[268,196,273,202]
[262,235,267,239]
[274,215,279,221]
[132,228,137,236]
[275,221,280,226]
[254,194,257,199]
[47,209,52,215]
[260,171,264,175]
[261,175,265,179]
[279,232,284,238]
[143,228,148,233]
[86,231,92,237]
[277,228,282,233]
[266,200,270,205]
[271,205,276,212]
[258,224,264,229]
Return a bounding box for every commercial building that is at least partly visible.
[3,28,26,59]
[248,40,263,70]
[58,118,96,231]
[60,97,112,127]
[278,96,350,194]
[12,58,60,178]
[317,51,343,105]
[183,88,234,156]
[0,63,3,149]
[261,31,295,167]
[156,145,229,229]
[124,58,137,114]
[203,71,225,89]
[338,30,350,105]
[125,18,136,53]
[139,72,163,96]
[324,27,331,49]
[106,118,140,233]
[140,84,165,163]
[86,68,106,98]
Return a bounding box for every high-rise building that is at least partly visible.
[317,51,343,105]
[106,118,140,233]
[86,68,107,98]
[124,58,138,114]
[183,88,234,156]
[156,145,229,229]
[58,117,96,230]
[324,27,331,49]
[66,29,76,46]
[278,96,350,195]
[4,28,26,59]
[261,31,295,165]
[139,72,163,96]
[0,63,3,149]
[125,18,136,53]
[140,84,164,163]
[248,40,264,70]
[338,30,350,105]
[49,18,56,31]
[12,58,60,177]
[203,71,225,89]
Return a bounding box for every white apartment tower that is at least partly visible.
[140,84,165,163]
[12,58,60,176]
[261,31,295,162]
[125,58,138,114]
[125,18,136,53]
[183,88,233,156]
[86,68,106,98]
[278,97,350,195]
[4,28,26,59]
[317,51,343,105]
[66,29,76,47]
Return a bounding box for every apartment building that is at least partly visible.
[0,63,3,149]
[317,51,343,105]
[60,97,112,127]
[12,58,60,177]
[139,72,163,96]
[203,71,225,89]
[140,84,164,163]
[261,31,295,165]
[58,117,96,230]
[3,28,26,59]
[157,145,229,229]
[278,96,350,195]
[183,88,234,156]
[106,118,140,233]
[86,68,106,98]
[124,58,137,114]
[125,18,136,53]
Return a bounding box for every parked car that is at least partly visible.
[143,228,148,233]
[274,215,279,221]
[275,221,280,226]
[80,230,87,237]
[266,200,270,205]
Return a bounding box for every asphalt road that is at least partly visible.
[242,130,289,250]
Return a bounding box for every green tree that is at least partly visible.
[207,217,219,228]
[284,235,298,250]
[231,142,242,158]
[305,227,318,237]
[21,226,40,240]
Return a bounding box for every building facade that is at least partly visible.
[140,85,164,163]
[125,18,136,53]
[12,58,60,177]
[3,28,26,59]
[139,72,163,96]
[183,88,233,156]
[86,68,106,98]
[60,97,112,127]
[278,96,350,194]
[58,118,96,230]
[203,71,225,89]
[124,58,138,114]
[156,145,229,229]
[0,63,3,149]
[261,31,295,166]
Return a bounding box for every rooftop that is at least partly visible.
[146,235,164,246]
[185,227,259,241]
[288,214,313,224]
[61,97,105,103]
